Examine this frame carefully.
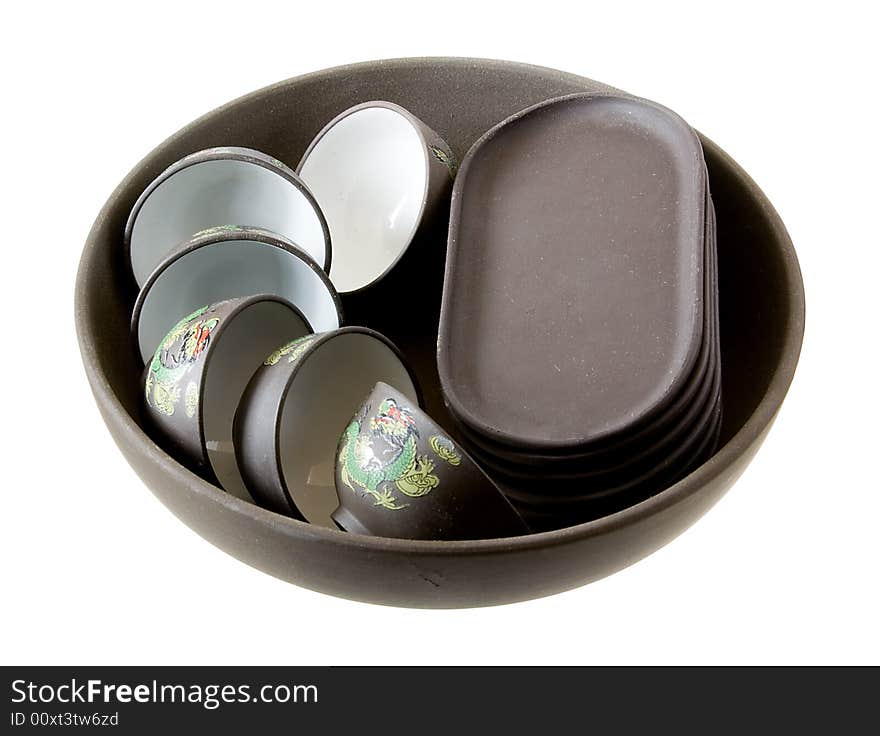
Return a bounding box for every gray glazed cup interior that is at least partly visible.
[126,146,331,286]
[74,58,804,608]
[131,226,342,363]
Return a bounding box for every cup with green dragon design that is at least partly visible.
[233,327,421,527]
[332,382,529,540]
[142,294,312,502]
[297,101,456,295]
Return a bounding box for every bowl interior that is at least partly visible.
[79,58,801,536]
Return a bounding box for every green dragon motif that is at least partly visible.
[429,144,458,178]
[144,305,219,416]
[429,435,461,466]
[264,334,316,366]
[338,397,460,510]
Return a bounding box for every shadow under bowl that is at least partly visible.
[75,58,804,609]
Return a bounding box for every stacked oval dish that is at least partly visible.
[125,92,722,542]
[437,94,722,530]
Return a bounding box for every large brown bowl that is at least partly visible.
[74,58,804,608]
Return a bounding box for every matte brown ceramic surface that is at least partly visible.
[500,370,722,504]
[74,58,804,608]
[439,96,721,529]
[486,189,722,529]
[456,236,720,477]
[449,194,720,470]
[514,398,724,530]
[471,341,718,488]
[439,94,709,451]
[333,382,528,540]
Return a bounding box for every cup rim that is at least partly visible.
[124,145,333,283]
[246,327,424,520]
[296,100,437,295]
[130,225,343,364]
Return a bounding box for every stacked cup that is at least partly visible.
[126,147,345,507]
[126,103,526,541]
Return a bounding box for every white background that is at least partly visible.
[2,1,877,665]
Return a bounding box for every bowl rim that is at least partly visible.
[75,56,806,557]
[124,145,333,282]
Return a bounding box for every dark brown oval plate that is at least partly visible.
[457,186,721,479]
[438,93,709,452]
